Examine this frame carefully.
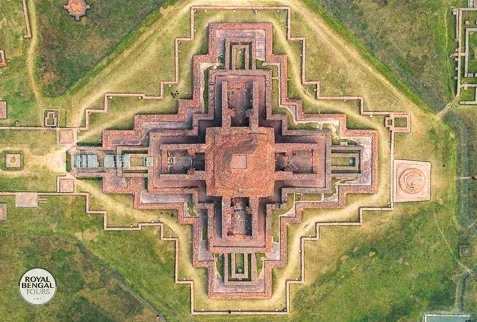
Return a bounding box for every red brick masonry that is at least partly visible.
[0,50,7,67]
[70,22,378,299]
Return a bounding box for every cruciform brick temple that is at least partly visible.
[69,23,378,299]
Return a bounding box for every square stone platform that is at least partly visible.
[5,153,22,168]
[57,129,76,145]
[58,177,75,193]
[393,160,431,202]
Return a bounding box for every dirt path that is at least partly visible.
[75,178,201,283]
[437,103,453,119]
[436,94,462,119]
[0,145,63,178]
[32,148,67,173]
[25,0,45,111]
[25,0,429,129]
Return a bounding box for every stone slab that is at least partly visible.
[15,193,38,208]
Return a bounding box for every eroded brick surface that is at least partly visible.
[64,0,90,21]
[70,22,378,299]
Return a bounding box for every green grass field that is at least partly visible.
[0,196,190,321]
[292,203,458,320]
[35,0,178,97]
[0,1,38,127]
[307,0,465,112]
[445,109,477,235]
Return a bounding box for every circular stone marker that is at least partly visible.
[399,168,425,194]
[19,268,57,305]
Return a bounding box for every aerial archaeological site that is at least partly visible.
[0,0,476,321]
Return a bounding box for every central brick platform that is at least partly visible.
[205,126,275,198]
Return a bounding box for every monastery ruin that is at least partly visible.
[69,23,378,299]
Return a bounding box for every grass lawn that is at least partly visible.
[304,0,465,112]
[0,195,190,321]
[0,130,61,192]
[0,233,155,321]
[35,0,178,97]
[0,0,39,127]
[445,108,477,235]
[292,202,458,321]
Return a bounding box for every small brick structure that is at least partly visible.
[57,129,76,145]
[393,160,431,202]
[57,177,75,193]
[22,0,32,39]
[5,153,22,168]
[0,203,7,221]
[385,112,410,133]
[0,101,7,119]
[0,50,6,67]
[64,0,90,21]
[43,110,59,127]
